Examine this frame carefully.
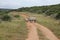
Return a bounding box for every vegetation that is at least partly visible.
[1,15,11,21]
[0,12,28,40]
[0,9,12,21]
[14,15,20,18]
[0,8,28,40]
[17,4,60,20]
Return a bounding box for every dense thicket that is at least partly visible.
[0,9,12,21]
[17,4,60,20]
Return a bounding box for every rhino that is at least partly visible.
[27,16,36,22]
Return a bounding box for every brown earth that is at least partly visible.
[26,22,39,40]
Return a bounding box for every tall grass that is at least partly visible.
[0,15,28,40]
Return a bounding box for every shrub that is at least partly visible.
[1,15,12,21]
[14,15,20,18]
[55,13,60,20]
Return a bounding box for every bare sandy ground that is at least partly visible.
[26,22,39,40]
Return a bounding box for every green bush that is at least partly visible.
[1,15,12,21]
[55,13,60,20]
[14,15,20,18]
[17,4,60,20]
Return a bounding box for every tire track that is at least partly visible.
[35,23,59,40]
[26,22,39,40]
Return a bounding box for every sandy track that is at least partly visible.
[21,14,39,40]
[35,23,59,40]
[26,22,39,40]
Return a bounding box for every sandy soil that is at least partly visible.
[26,22,39,40]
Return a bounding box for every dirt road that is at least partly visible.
[35,23,59,40]
[26,22,39,40]
[21,14,39,40]
[21,14,59,40]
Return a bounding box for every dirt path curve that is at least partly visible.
[35,23,59,40]
[21,14,39,40]
[26,22,39,40]
[21,14,59,40]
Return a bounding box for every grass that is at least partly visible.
[29,13,60,39]
[0,12,28,40]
